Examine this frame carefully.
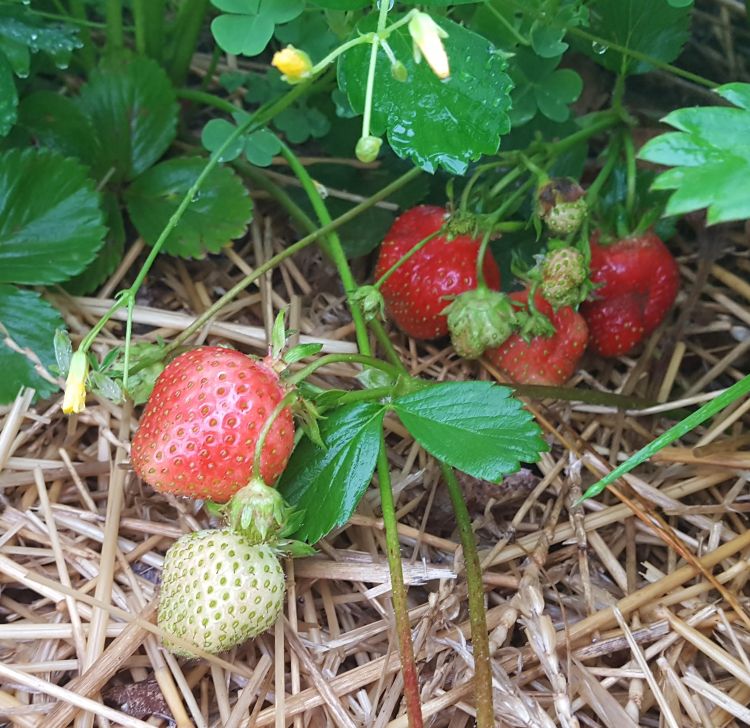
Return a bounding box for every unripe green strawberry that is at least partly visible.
[445,288,517,359]
[540,247,590,309]
[537,178,587,237]
[158,528,285,657]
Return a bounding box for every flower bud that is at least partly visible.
[62,350,89,415]
[352,285,385,321]
[355,135,382,163]
[272,46,313,84]
[408,11,450,80]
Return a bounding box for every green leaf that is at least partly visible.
[210,0,304,56]
[392,382,547,481]
[53,328,72,376]
[338,14,513,175]
[124,157,253,258]
[0,285,63,403]
[278,402,385,543]
[308,0,369,8]
[0,148,106,284]
[77,56,178,182]
[0,6,81,70]
[638,83,750,224]
[508,49,582,127]
[63,192,125,295]
[0,36,29,77]
[201,118,245,162]
[18,91,102,166]
[244,128,282,166]
[582,0,692,75]
[274,9,339,61]
[0,52,16,136]
[283,343,323,364]
[473,0,587,56]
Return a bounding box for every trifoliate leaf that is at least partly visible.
[581,0,692,75]
[338,14,513,175]
[508,48,582,127]
[0,148,106,284]
[0,285,64,403]
[210,0,304,56]
[77,56,178,182]
[201,118,245,162]
[125,157,253,258]
[278,402,385,543]
[392,382,547,481]
[638,83,750,224]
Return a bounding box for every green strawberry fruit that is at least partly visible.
[158,528,285,656]
[445,288,517,359]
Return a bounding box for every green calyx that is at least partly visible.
[228,478,296,545]
[445,288,517,359]
[540,247,591,309]
[351,285,385,322]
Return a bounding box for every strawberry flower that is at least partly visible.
[272,45,313,84]
[62,350,88,415]
[408,11,450,80]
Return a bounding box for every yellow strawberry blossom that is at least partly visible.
[408,11,450,80]
[62,350,88,415]
[272,46,313,84]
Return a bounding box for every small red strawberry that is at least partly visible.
[131,347,294,502]
[485,290,589,386]
[580,231,679,357]
[374,206,501,340]
[158,528,285,656]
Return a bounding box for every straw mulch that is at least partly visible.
[0,199,749,728]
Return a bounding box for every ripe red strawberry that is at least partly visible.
[158,528,285,656]
[580,232,679,357]
[374,206,501,340]
[485,290,589,386]
[131,347,294,502]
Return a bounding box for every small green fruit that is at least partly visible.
[537,178,587,237]
[355,135,382,163]
[445,288,517,359]
[158,529,285,656]
[541,247,589,309]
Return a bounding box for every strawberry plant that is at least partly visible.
[3,1,750,726]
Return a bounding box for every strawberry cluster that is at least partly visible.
[373,199,679,386]
[131,346,299,656]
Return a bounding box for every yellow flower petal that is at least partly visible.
[272,46,313,84]
[408,12,450,80]
[62,350,88,415]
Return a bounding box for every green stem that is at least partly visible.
[369,318,408,372]
[68,0,95,70]
[159,167,421,358]
[104,0,124,51]
[584,137,621,209]
[278,142,371,355]
[321,386,394,408]
[377,432,424,728]
[568,26,717,89]
[133,0,165,60]
[622,129,637,227]
[483,1,531,46]
[440,464,494,727]
[545,110,623,155]
[360,0,391,140]
[253,391,299,481]
[285,354,401,387]
[167,0,210,85]
[579,373,750,502]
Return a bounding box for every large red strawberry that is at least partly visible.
[131,347,294,502]
[581,232,679,357]
[485,290,589,386]
[374,206,501,340]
